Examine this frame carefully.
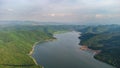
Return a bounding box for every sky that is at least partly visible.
[0,0,120,24]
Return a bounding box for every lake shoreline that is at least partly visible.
[29,42,39,65]
[29,38,56,68]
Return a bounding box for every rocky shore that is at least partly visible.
[80,45,101,55]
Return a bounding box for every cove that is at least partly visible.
[32,31,114,68]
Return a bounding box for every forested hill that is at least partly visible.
[79,25,120,68]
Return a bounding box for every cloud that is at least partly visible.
[0,0,120,24]
[7,8,14,12]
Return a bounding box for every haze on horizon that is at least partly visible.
[0,0,120,25]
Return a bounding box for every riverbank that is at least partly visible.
[32,31,114,68]
[29,38,56,67]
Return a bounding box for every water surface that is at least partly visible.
[32,31,114,68]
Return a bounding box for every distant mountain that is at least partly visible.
[0,21,70,26]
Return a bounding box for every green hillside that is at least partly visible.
[0,25,58,68]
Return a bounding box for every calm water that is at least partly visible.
[32,31,114,68]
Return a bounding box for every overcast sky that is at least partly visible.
[0,0,120,24]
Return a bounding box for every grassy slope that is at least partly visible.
[0,26,55,68]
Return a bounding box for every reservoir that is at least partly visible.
[32,31,114,68]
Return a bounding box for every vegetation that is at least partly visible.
[79,25,120,68]
[0,21,120,68]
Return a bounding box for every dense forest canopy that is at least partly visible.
[79,25,120,68]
